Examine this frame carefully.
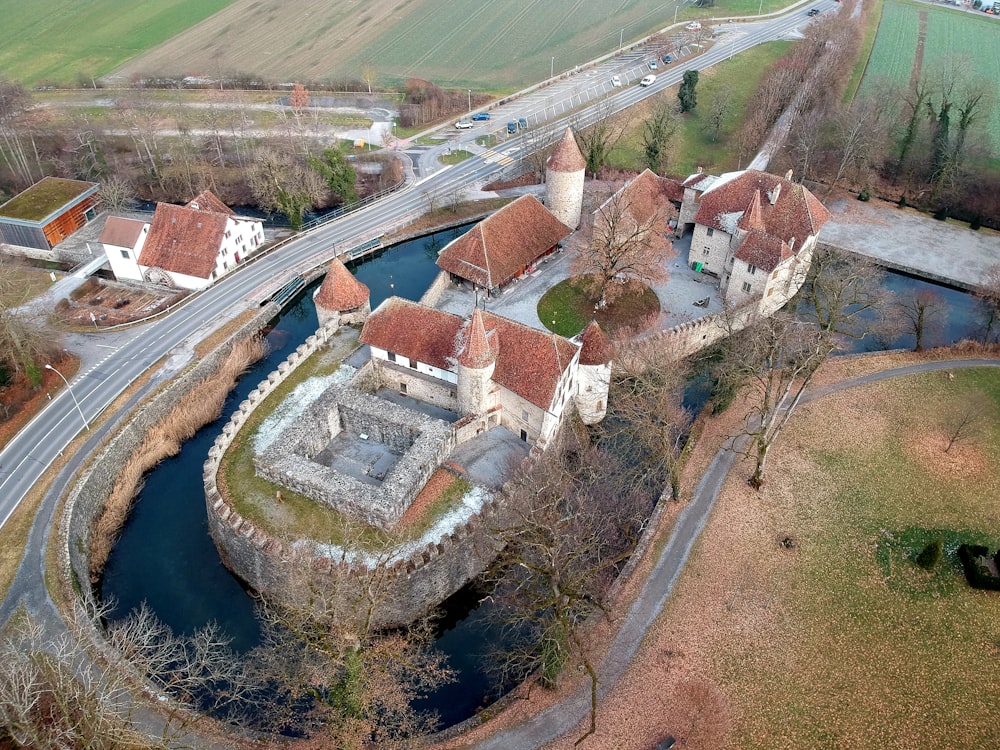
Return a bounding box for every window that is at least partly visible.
[387,352,396,362]
[521,409,528,420]
[520,429,528,441]
[702,247,710,256]
[741,281,752,293]
[747,263,757,275]
[706,227,714,237]
[400,383,407,394]
[409,359,417,369]
[225,230,231,238]
[120,249,130,259]
[84,207,96,222]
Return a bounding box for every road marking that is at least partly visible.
[482,149,515,167]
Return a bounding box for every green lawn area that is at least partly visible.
[0,263,53,307]
[693,367,1000,747]
[0,0,236,85]
[440,149,474,165]
[537,275,660,337]
[859,0,1000,150]
[608,40,793,176]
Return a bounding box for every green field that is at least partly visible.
[0,0,235,85]
[860,0,1000,150]
[114,0,790,92]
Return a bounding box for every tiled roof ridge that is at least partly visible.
[738,189,765,232]
[459,308,496,368]
[547,127,586,173]
[315,256,370,312]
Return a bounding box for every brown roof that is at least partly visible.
[186,190,234,216]
[480,310,578,410]
[737,190,765,232]
[138,202,229,279]
[694,169,831,249]
[546,128,586,173]
[458,308,496,368]
[315,257,370,312]
[360,297,463,370]
[608,169,681,225]
[578,321,613,365]
[732,230,792,272]
[99,216,146,248]
[436,195,570,288]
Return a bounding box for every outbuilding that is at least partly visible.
[0,177,100,251]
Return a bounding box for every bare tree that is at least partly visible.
[826,90,893,196]
[574,184,675,308]
[573,101,629,178]
[361,64,378,96]
[99,175,138,214]
[0,255,61,386]
[704,84,733,143]
[942,394,990,453]
[0,78,38,186]
[891,288,947,352]
[486,430,650,743]
[796,246,889,344]
[247,144,325,229]
[972,264,1000,344]
[641,100,679,174]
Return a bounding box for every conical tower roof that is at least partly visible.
[737,189,766,232]
[578,320,613,365]
[459,308,496,368]
[546,127,586,173]
[315,257,370,312]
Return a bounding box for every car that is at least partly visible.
[611,75,622,87]
[807,7,821,15]
[455,120,473,129]
[507,121,518,134]
[518,116,528,130]
[639,74,657,87]
[662,54,673,64]
[648,60,658,70]
[686,21,701,30]
[471,112,490,121]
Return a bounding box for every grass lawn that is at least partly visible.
[537,275,660,337]
[663,367,1000,747]
[0,0,236,85]
[608,40,793,176]
[440,149,474,165]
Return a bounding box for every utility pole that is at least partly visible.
[551,56,555,78]
[619,28,624,51]
[45,364,90,431]
[467,89,472,113]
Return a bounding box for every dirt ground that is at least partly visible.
[54,277,186,329]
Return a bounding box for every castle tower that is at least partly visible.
[457,308,496,416]
[313,257,371,328]
[545,127,586,230]
[574,320,613,425]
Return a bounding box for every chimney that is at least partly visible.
[785,169,793,181]
[768,183,781,206]
[190,201,199,210]
[789,236,796,253]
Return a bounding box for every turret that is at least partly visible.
[314,257,371,328]
[545,127,586,229]
[574,320,613,424]
[457,309,496,415]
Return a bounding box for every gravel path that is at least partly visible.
[471,355,1000,749]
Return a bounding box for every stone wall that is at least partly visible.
[254,384,455,529]
[619,302,758,368]
[419,269,453,307]
[373,359,459,412]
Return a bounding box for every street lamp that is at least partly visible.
[550,56,555,78]
[758,0,764,14]
[619,28,624,51]
[45,364,90,431]
[467,89,472,114]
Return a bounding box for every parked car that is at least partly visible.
[455,120,473,129]
[471,112,490,121]
[686,21,701,30]
[648,59,658,70]
[507,121,518,134]
[611,75,622,87]
[662,54,673,64]
[639,74,657,87]
[807,7,821,15]
[518,116,528,130]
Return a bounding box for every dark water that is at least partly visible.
[98,230,986,727]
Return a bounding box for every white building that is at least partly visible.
[99,190,264,290]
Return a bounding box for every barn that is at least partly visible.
[0,177,100,251]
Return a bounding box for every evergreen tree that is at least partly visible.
[678,70,699,113]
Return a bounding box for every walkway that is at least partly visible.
[471,355,1000,748]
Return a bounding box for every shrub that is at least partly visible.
[897,194,907,208]
[858,187,871,202]
[957,544,1000,591]
[915,539,942,569]
[970,215,982,231]
[933,207,949,221]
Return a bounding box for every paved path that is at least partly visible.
[473,356,1000,749]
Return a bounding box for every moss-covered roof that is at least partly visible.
[0,177,97,222]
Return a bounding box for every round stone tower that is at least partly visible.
[545,127,586,230]
[457,308,496,416]
[574,320,613,425]
[313,256,371,328]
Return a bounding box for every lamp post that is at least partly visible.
[550,56,555,78]
[674,6,678,24]
[467,89,472,114]
[45,364,90,431]
[619,28,624,51]
[758,0,764,14]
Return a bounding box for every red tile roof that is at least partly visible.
[606,169,681,225]
[458,308,496,368]
[694,170,830,250]
[737,190,765,232]
[138,202,230,279]
[546,128,586,173]
[732,229,792,272]
[436,195,570,288]
[186,190,233,215]
[480,310,577,409]
[315,257,370,312]
[99,216,146,248]
[360,298,464,370]
[578,321,613,365]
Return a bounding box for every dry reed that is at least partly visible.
[89,335,267,580]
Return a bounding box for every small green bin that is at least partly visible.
[693,261,703,272]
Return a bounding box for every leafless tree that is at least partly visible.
[972,264,1000,344]
[942,394,991,453]
[485,429,650,743]
[704,84,733,143]
[574,185,675,308]
[573,100,629,178]
[247,144,325,229]
[0,78,38,187]
[641,100,679,174]
[0,255,61,386]
[796,246,889,344]
[99,175,138,214]
[891,288,947,352]
[826,90,894,197]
